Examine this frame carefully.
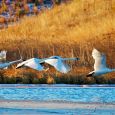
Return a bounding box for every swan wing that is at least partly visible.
[92,49,107,71]
[16,58,44,71]
[0,63,9,69]
[24,58,44,71]
[44,58,70,73]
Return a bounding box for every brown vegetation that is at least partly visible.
[0,16,8,28]
[0,0,115,84]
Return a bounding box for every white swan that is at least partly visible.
[16,58,44,71]
[87,48,115,77]
[43,56,79,73]
[0,50,7,61]
[16,56,79,73]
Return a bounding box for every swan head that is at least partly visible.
[74,57,80,60]
[16,63,23,69]
[16,60,25,69]
[86,71,95,77]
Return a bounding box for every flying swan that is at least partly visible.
[16,56,79,73]
[0,50,22,69]
[87,48,115,77]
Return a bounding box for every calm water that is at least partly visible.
[0,84,115,115]
[0,84,115,103]
[0,108,115,115]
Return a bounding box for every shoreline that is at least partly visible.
[0,84,115,88]
[0,100,115,110]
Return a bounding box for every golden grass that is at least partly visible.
[0,0,115,83]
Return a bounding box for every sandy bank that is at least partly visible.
[0,100,114,110]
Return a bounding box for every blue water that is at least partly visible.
[0,108,115,115]
[0,84,115,103]
[0,84,115,115]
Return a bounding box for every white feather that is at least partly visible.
[87,48,115,77]
[92,49,107,71]
[16,56,79,73]
[16,58,44,71]
[0,50,7,61]
[44,56,71,73]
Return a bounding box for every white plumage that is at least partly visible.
[44,56,71,73]
[92,49,107,71]
[16,58,44,71]
[87,49,115,77]
[0,50,7,61]
[16,56,79,73]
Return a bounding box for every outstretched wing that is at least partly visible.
[44,58,70,73]
[16,58,44,71]
[0,62,10,69]
[92,49,107,71]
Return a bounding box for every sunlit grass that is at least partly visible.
[0,0,115,84]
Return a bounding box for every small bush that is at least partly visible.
[47,76,55,84]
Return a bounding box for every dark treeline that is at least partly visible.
[0,0,69,28]
[0,0,67,5]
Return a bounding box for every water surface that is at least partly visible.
[0,84,114,103]
[0,84,114,115]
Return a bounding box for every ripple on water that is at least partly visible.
[0,84,114,103]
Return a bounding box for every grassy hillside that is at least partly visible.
[0,0,115,84]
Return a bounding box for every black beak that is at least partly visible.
[86,74,92,77]
[16,66,22,69]
[16,67,19,69]
[86,72,94,77]
[76,58,80,60]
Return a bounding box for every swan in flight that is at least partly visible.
[16,56,79,73]
[16,58,44,71]
[0,57,22,69]
[0,50,7,61]
[42,56,79,73]
[87,48,115,77]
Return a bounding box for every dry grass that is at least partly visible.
[0,0,115,84]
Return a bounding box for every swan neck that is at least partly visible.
[9,59,22,64]
[63,58,79,61]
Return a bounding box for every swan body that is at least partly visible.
[16,56,79,73]
[87,49,115,77]
[16,58,44,71]
[43,56,79,73]
[43,56,70,73]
